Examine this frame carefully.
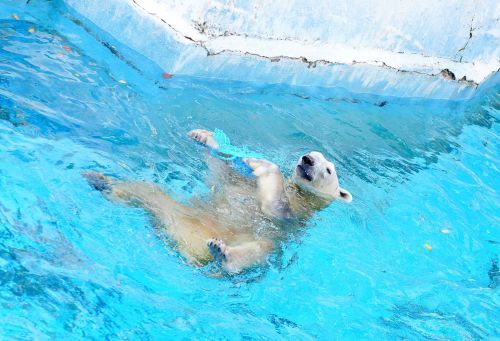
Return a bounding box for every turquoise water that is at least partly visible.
[1,0,499,339]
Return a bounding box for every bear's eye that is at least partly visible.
[326,167,332,175]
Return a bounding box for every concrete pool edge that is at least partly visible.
[62,0,499,100]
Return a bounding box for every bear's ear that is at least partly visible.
[338,187,352,203]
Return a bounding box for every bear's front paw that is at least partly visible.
[242,158,280,177]
[187,129,219,149]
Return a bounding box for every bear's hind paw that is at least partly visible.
[207,238,230,263]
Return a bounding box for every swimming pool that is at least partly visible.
[1,0,499,339]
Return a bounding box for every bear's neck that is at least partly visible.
[285,181,332,219]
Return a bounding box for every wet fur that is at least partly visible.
[84,129,351,273]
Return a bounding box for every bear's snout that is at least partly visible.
[302,155,315,166]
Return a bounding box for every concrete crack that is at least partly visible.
[455,13,477,62]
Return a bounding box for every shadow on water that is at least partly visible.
[0,206,122,337]
[384,303,488,340]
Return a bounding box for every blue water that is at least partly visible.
[1,1,499,339]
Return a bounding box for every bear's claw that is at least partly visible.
[187,129,219,149]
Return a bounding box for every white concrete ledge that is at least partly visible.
[64,0,500,99]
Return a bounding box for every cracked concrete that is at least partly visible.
[127,0,498,85]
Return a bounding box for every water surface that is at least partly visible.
[0,0,499,339]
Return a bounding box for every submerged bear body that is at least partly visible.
[85,129,351,273]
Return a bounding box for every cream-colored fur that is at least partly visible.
[85,129,351,273]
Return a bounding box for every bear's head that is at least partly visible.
[292,151,352,202]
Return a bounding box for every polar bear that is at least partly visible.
[84,129,352,273]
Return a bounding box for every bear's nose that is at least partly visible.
[302,155,314,166]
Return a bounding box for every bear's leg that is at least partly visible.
[87,174,184,214]
[83,171,233,264]
[188,129,251,191]
[242,158,290,218]
[83,171,172,208]
[207,237,273,273]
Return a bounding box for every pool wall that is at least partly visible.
[63,0,499,99]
